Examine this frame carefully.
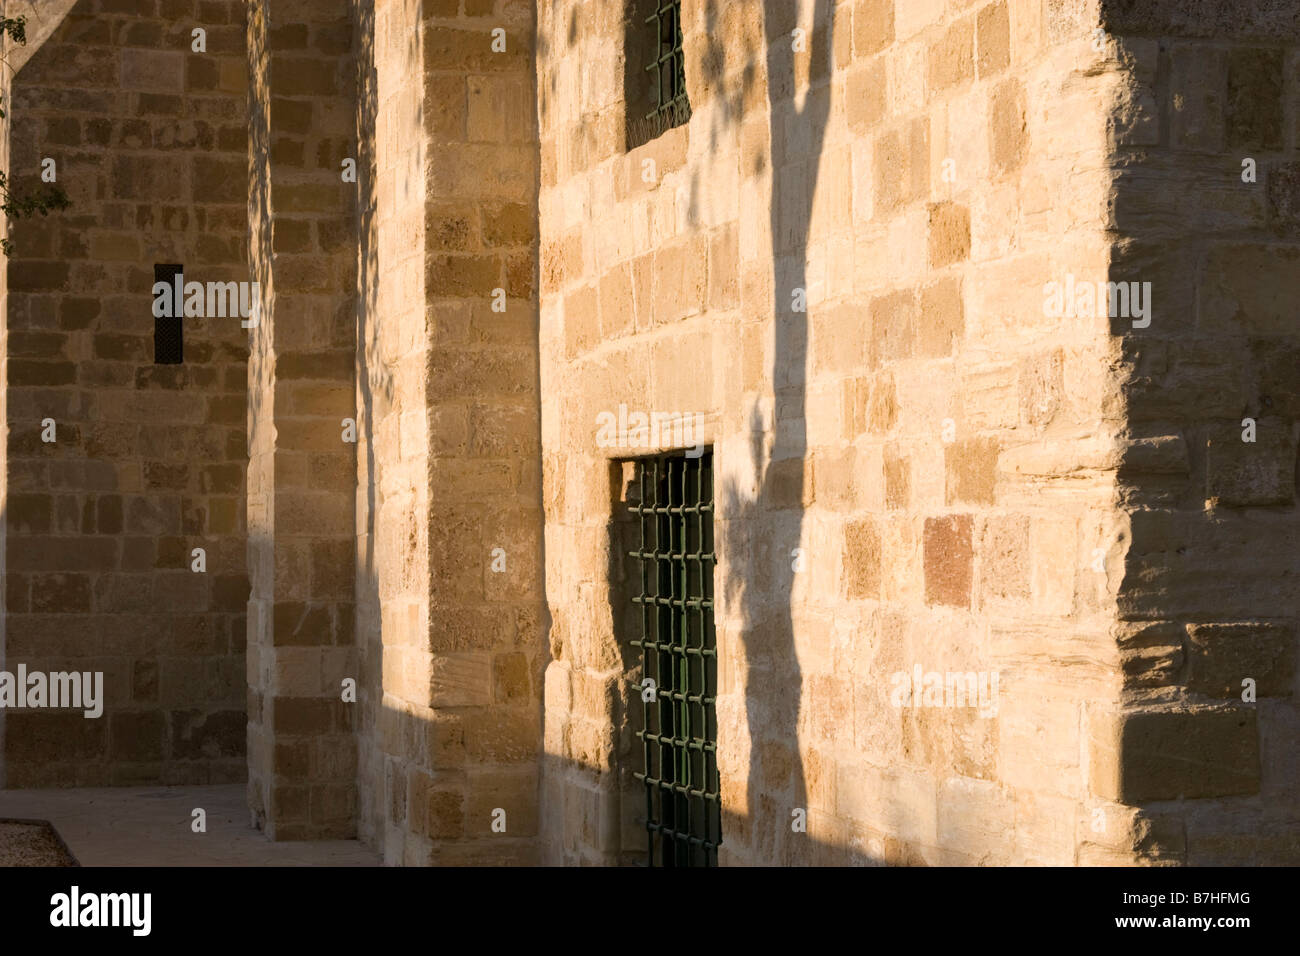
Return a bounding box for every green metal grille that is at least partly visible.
[643,0,691,137]
[630,451,719,867]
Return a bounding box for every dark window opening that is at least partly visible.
[628,450,719,866]
[624,0,692,151]
[154,262,183,364]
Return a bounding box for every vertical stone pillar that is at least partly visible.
[1094,0,1300,863]
[354,0,544,864]
[0,13,11,789]
[419,0,543,865]
[246,0,358,840]
[353,0,432,860]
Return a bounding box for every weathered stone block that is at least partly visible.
[1187,622,1295,698]
[1090,707,1260,802]
[917,276,963,358]
[1169,44,1226,150]
[1199,244,1300,337]
[977,2,1010,78]
[872,119,929,210]
[981,514,1030,603]
[110,711,167,762]
[853,0,894,58]
[928,201,971,267]
[928,17,974,92]
[1205,424,1296,507]
[30,573,93,613]
[1100,0,1300,39]
[845,58,887,132]
[843,516,882,599]
[870,287,916,364]
[171,709,246,759]
[884,448,909,510]
[945,436,999,506]
[1117,621,1186,688]
[1267,160,1300,237]
[1226,48,1284,149]
[924,514,974,607]
[429,653,494,708]
[989,78,1026,176]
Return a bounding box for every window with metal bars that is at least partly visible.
[624,0,692,151]
[153,262,183,364]
[628,450,719,866]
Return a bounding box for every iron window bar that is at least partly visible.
[629,451,720,866]
[643,0,691,138]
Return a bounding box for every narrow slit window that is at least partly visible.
[629,450,719,866]
[154,262,183,364]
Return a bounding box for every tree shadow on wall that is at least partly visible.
[695,0,875,864]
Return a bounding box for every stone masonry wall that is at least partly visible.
[536,0,1138,865]
[5,0,1295,868]
[0,2,12,788]
[4,0,249,787]
[1100,0,1300,864]
[354,0,433,861]
[246,0,358,840]
[354,0,545,866]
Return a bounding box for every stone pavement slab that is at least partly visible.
[0,785,380,866]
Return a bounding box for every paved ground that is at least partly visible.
[0,785,380,866]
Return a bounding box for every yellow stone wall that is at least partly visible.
[536,0,1135,865]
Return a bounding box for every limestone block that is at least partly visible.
[1268,160,1300,237]
[1205,423,1297,507]
[929,17,975,93]
[1169,43,1227,151]
[1227,48,1284,150]
[977,2,1011,78]
[1199,243,1300,338]
[1117,621,1185,688]
[945,435,1000,506]
[988,77,1027,177]
[936,776,1014,862]
[1089,706,1260,802]
[853,0,895,58]
[1187,622,1295,698]
[843,516,882,599]
[924,514,974,607]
